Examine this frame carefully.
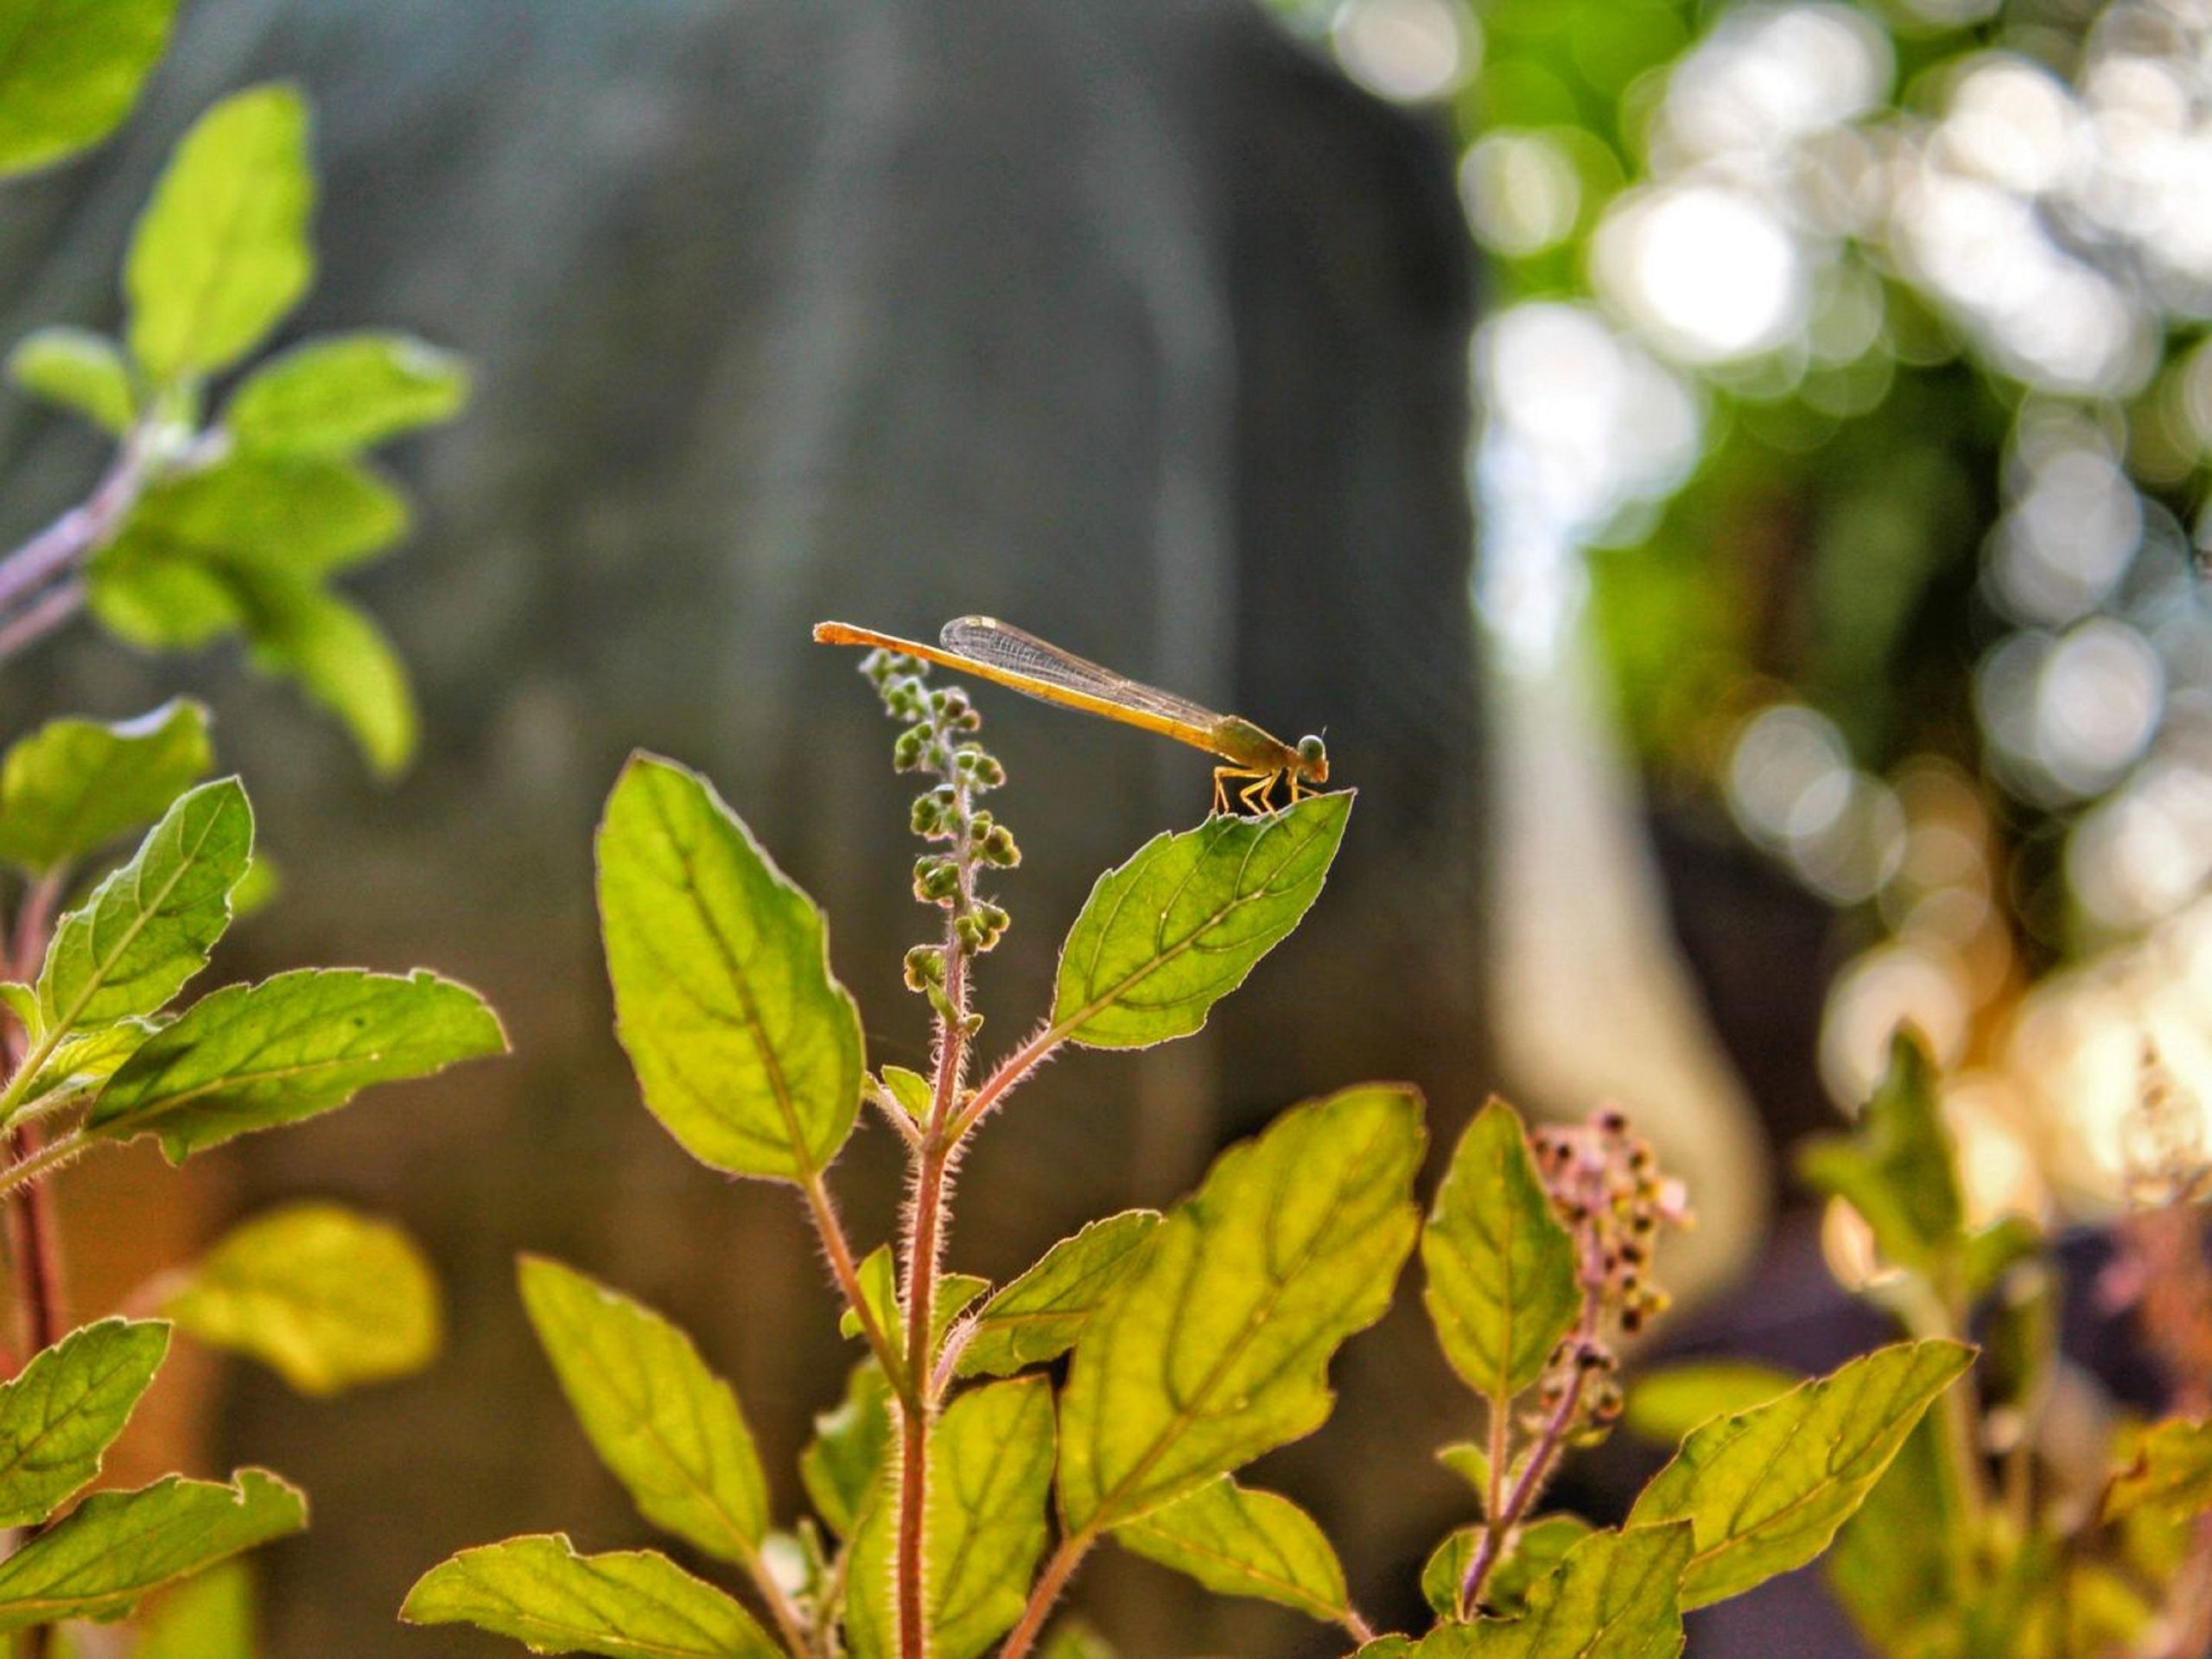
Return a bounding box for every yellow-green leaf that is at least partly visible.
[1442,1523,1692,1659]
[799,1359,890,1540]
[115,454,412,579]
[1798,1028,1963,1275]
[1421,1516,1592,1620]
[226,332,468,455]
[596,754,862,1183]
[0,0,175,177]
[35,777,249,1033]
[0,700,210,878]
[1627,1338,1974,1610]
[847,1376,1056,1659]
[126,86,315,381]
[2105,1416,2212,1524]
[6,327,135,432]
[1115,1474,1350,1624]
[1423,1099,1579,1402]
[0,1469,303,1631]
[0,1319,168,1528]
[1057,1085,1423,1533]
[88,967,505,1161]
[166,1203,440,1394]
[134,1560,254,1659]
[1051,792,1351,1049]
[402,1535,778,1659]
[239,578,417,776]
[1621,1361,1798,1445]
[955,1210,1160,1379]
[518,1255,769,1563]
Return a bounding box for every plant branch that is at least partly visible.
[743,1549,814,1659]
[996,1531,1094,1659]
[1460,1203,1609,1617]
[0,425,156,664]
[798,1167,905,1397]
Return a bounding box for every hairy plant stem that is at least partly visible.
[3,875,67,1659]
[1459,1205,1610,1617]
[996,1530,1095,1659]
[894,702,994,1659]
[799,1168,903,1396]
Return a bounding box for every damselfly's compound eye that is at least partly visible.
[1296,734,1329,781]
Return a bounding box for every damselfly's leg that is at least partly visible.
[1238,771,1283,814]
[1212,766,1274,816]
[1288,773,1309,803]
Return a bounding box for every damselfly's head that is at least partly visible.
[1294,734,1329,785]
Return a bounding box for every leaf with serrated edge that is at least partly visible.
[597,754,862,1182]
[166,1204,438,1395]
[1627,1338,1974,1610]
[1116,1474,1349,1624]
[1058,1085,1422,1534]
[1440,1522,1692,1659]
[0,1469,302,1631]
[0,0,175,176]
[88,967,505,1161]
[402,1534,778,1658]
[957,1210,1160,1378]
[518,1255,768,1562]
[35,778,249,1033]
[847,1376,1055,1659]
[133,1559,253,1659]
[227,332,468,455]
[2106,1416,2212,1523]
[1051,792,1351,1049]
[126,86,314,380]
[0,1319,168,1528]
[800,1360,890,1540]
[0,701,209,878]
[1423,1099,1579,1402]
[6,327,135,433]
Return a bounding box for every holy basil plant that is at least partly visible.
[0,5,498,1651]
[406,645,1972,1659]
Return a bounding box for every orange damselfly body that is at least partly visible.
[813,616,1330,816]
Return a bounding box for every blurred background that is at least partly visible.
[3,0,2210,1653]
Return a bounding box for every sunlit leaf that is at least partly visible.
[239,578,417,776]
[402,1534,779,1658]
[166,1203,439,1394]
[847,1376,1055,1659]
[1797,1029,1962,1275]
[1421,1516,1592,1621]
[1827,1416,1953,1659]
[115,454,411,579]
[799,1359,890,1540]
[0,0,175,177]
[133,1560,254,1659]
[596,754,863,1182]
[879,1064,931,1122]
[1039,1620,1116,1659]
[1114,1474,1350,1624]
[1423,1098,1578,1402]
[227,332,468,455]
[89,967,505,1160]
[1621,1361,1798,1444]
[518,1255,769,1563]
[1051,792,1351,1049]
[126,86,314,381]
[955,1210,1160,1379]
[6,327,135,432]
[0,1469,303,1631]
[1440,1523,1693,1659]
[2105,1416,2212,1524]
[0,1319,168,1528]
[0,701,210,879]
[35,778,249,1033]
[1058,1085,1422,1532]
[1627,1338,1974,1609]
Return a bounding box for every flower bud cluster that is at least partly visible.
[1528,1107,1693,1440]
[859,650,1020,976]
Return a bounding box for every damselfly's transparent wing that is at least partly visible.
[938,617,1229,732]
